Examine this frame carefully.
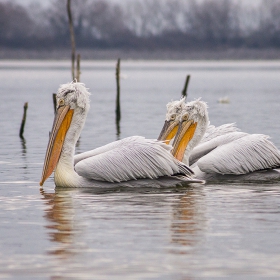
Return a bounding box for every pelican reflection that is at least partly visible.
[40,188,81,258]
[170,189,206,253]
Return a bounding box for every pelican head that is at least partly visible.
[40,81,90,186]
[158,97,186,143]
[172,99,209,162]
[57,81,90,111]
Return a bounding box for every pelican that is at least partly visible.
[40,82,203,188]
[158,98,239,165]
[171,99,280,181]
[158,98,186,144]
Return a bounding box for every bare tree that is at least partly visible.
[186,0,240,47]
[123,0,186,37]
[257,0,280,47]
[85,1,127,38]
[44,0,70,45]
[0,2,34,46]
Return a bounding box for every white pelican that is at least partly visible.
[158,98,185,144]
[40,82,203,188]
[171,99,280,181]
[158,98,239,165]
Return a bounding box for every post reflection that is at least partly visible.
[116,119,121,140]
[20,137,26,155]
[170,189,205,253]
[40,188,80,259]
[19,137,28,173]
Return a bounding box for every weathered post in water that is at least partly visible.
[115,58,121,137]
[67,0,76,80]
[67,0,81,81]
[182,75,191,98]
[76,54,81,82]
[52,93,57,114]
[19,102,28,139]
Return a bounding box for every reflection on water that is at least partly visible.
[20,137,27,155]
[116,119,121,140]
[171,190,205,252]
[41,188,79,259]
[38,185,209,278]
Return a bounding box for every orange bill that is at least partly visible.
[40,105,74,186]
[172,121,197,162]
[158,120,179,144]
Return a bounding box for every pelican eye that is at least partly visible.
[170,114,176,121]
[58,99,65,107]
[182,114,189,122]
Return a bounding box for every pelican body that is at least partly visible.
[171,100,280,182]
[40,82,203,188]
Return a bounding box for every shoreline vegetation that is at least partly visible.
[1,48,280,60]
[1,0,280,61]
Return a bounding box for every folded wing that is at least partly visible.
[75,136,194,182]
[190,131,248,166]
[197,134,280,175]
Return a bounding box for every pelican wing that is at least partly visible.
[74,136,143,165]
[190,131,248,166]
[75,136,194,183]
[200,123,239,143]
[197,134,280,175]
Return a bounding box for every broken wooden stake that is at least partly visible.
[182,75,191,98]
[67,0,76,81]
[52,93,57,114]
[19,102,28,139]
[76,54,81,82]
[115,58,121,136]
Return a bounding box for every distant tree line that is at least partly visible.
[1,0,280,50]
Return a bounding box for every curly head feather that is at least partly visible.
[57,81,91,110]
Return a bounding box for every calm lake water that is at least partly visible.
[0,60,280,279]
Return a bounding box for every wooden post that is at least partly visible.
[76,54,81,82]
[67,0,76,81]
[19,102,28,139]
[115,58,121,125]
[52,93,57,114]
[115,58,121,138]
[182,75,191,98]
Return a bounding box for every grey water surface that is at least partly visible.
[0,60,280,279]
